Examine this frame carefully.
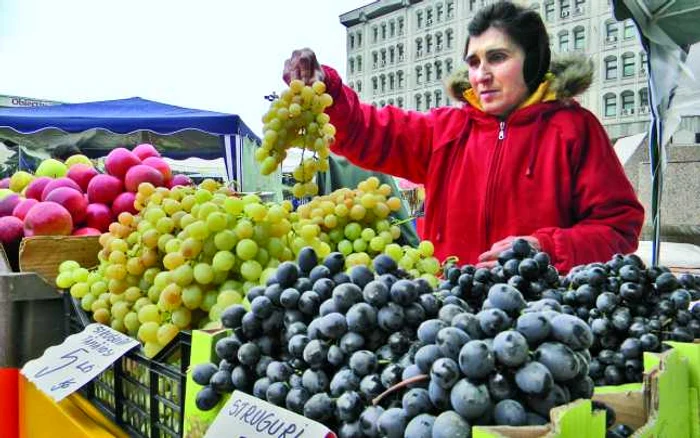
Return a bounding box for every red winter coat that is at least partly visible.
[323,60,644,273]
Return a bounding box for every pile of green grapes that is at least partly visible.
[56,178,441,357]
[257,79,336,198]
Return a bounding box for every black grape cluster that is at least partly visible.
[439,239,560,309]
[556,254,700,386]
[375,285,595,438]
[191,247,446,434]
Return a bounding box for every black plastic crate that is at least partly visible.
[64,294,191,438]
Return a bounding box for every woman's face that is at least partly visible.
[465,26,529,118]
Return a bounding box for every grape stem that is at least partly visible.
[371,374,429,406]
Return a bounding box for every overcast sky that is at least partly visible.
[0,0,371,136]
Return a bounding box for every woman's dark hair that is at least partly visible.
[465,1,551,93]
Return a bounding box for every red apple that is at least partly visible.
[87,174,123,205]
[0,216,24,246]
[12,198,39,220]
[25,177,52,201]
[67,163,99,193]
[0,178,9,189]
[84,203,113,232]
[142,156,172,182]
[105,147,141,179]
[132,143,160,160]
[112,192,138,216]
[45,187,88,224]
[124,164,164,192]
[72,227,102,236]
[41,177,82,201]
[23,201,73,237]
[0,193,22,217]
[168,174,194,188]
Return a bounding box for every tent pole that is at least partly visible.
[223,135,235,183]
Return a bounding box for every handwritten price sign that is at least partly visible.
[21,323,139,402]
[204,390,337,438]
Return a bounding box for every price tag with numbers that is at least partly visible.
[204,390,336,438]
[21,323,139,402]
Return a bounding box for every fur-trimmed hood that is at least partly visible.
[446,53,594,104]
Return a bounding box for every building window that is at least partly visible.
[390,21,395,38]
[397,97,404,108]
[437,3,444,21]
[425,92,432,109]
[622,52,635,77]
[397,70,404,88]
[349,59,355,74]
[621,90,634,113]
[623,20,636,39]
[357,56,362,72]
[469,0,477,12]
[574,0,585,13]
[389,73,395,90]
[357,80,362,93]
[388,98,394,106]
[372,77,378,94]
[446,0,454,17]
[604,56,617,80]
[425,64,433,82]
[380,75,386,93]
[372,52,378,69]
[417,11,423,28]
[426,34,433,54]
[573,27,585,50]
[558,31,569,52]
[446,29,454,48]
[639,87,648,108]
[380,100,386,107]
[639,52,647,75]
[398,18,404,35]
[357,32,362,47]
[560,0,571,17]
[389,47,395,64]
[605,20,618,41]
[436,33,444,51]
[382,23,387,40]
[349,34,355,50]
[426,8,433,26]
[416,38,423,57]
[435,90,443,107]
[435,61,443,80]
[545,1,555,21]
[398,44,405,62]
[373,26,378,43]
[446,59,453,74]
[604,93,616,117]
[416,66,423,84]
[415,94,422,111]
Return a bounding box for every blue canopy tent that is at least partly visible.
[0,97,260,184]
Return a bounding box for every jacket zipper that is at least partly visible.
[484,121,506,247]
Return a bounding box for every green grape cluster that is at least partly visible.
[258,79,336,198]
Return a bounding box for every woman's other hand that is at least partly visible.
[283,48,325,85]
[477,235,541,268]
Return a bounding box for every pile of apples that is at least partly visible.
[0,143,192,254]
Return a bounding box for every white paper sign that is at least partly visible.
[204,390,337,438]
[21,323,139,402]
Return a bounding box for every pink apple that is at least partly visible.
[87,174,123,205]
[105,147,141,179]
[25,177,52,201]
[0,216,24,246]
[23,201,73,237]
[142,156,172,182]
[72,227,102,236]
[84,203,113,232]
[12,198,39,220]
[111,192,138,216]
[132,143,160,160]
[0,178,9,189]
[0,193,21,217]
[45,187,88,224]
[124,164,164,192]
[67,163,99,193]
[168,174,194,188]
[41,177,82,201]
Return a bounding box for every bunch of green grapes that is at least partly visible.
[257,79,336,198]
[289,176,442,285]
[57,180,311,357]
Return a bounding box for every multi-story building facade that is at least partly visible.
[340,0,650,140]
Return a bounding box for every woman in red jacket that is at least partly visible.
[282,1,644,273]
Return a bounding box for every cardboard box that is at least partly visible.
[18,235,101,286]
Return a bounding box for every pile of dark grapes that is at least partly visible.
[558,254,700,386]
